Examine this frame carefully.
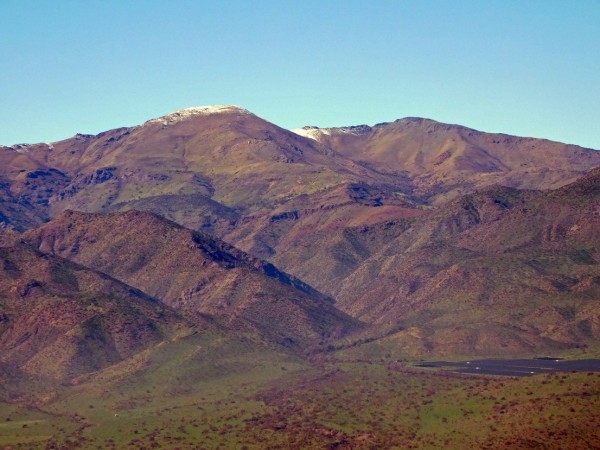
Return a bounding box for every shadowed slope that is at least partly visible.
[0,147,70,230]
[10,106,386,223]
[332,169,600,356]
[25,210,360,346]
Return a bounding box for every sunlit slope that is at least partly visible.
[333,169,600,356]
[0,240,191,381]
[26,210,360,346]
[296,118,600,203]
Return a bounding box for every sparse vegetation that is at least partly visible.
[1,108,599,448]
[0,360,598,449]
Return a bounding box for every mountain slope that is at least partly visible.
[332,169,600,356]
[0,147,70,230]
[10,106,389,224]
[2,108,598,298]
[294,118,600,204]
[3,107,597,239]
[0,239,190,381]
[2,107,599,357]
[25,210,359,346]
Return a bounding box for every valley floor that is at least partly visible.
[1,359,599,449]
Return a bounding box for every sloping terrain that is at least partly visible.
[1,108,599,323]
[25,209,359,346]
[0,108,599,449]
[2,106,391,231]
[0,239,190,381]
[2,106,598,251]
[294,118,600,204]
[0,148,70,231]
[331,169,600,357]
[1,107,599,358]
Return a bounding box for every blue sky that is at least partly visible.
[1,0,599,149]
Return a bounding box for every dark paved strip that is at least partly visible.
[414,359,600,377]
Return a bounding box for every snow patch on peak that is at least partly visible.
[292,126,331,141]
[146,105,250,126]
[11,143,32,154]
[5,142,54,153]
[292,124,372,141]
[332,125,372,136]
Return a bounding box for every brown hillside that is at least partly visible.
[3,107,596,245]
[295,118,600,204]
[2,107,599,357]
[0,146,70,230]
[25,210,359,346]
[16,106,387,219]
[2,108,598,299]
[332,171,600,356]
[0,239,190,381]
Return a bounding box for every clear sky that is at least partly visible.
[1,0,599,149]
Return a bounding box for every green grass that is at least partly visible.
[0,402,79,448]
[1,358,598,449]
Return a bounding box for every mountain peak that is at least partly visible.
[291,124,372,141]
[145,105,251,126]
[291,117,471,142]
[291,126,331,140]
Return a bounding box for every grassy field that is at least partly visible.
[1,357,598,449]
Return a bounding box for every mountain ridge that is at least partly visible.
[24,209,360,347]
[0,238,193,381]
[1,106,597,235]
[1,106,599,359]
[294,116,600,151]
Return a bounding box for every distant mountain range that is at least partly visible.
[1,105,599,385]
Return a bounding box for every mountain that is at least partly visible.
[2,106,597,237]
[25,209,359,346]
[331,169,600,357]
[0,106,391,231]
[0,148,69,231]
[0,238,191,381]
[1,107,599,449]
[294,118,600,204]
[2,106,600,357]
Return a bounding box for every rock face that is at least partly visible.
[25,210,359,346]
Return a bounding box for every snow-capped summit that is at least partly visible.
[145,105,251,126]
[291,126,331,141]
[292,124,372,141]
